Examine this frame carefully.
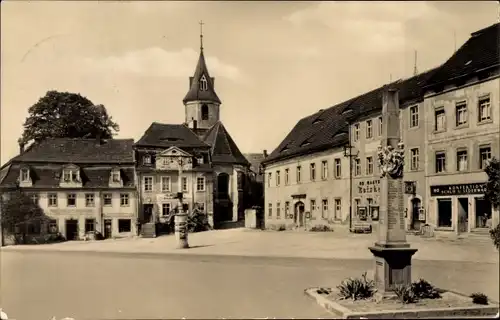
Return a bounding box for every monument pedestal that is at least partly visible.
[369,243,418,300]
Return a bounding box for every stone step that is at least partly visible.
[141,223,157,238]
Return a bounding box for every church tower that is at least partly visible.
[183,21,221,136]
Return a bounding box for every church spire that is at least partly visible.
[183,21,221,105]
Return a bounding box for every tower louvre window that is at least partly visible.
[200,75,208,91]
[201,104,209,120]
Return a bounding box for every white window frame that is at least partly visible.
[366,120,373,139]
[479,145,492,169]
[48,193,58,207]
[143,155,151,165]
[196,176,205,192]
[276,202,281,218]
[410,148,419,171]
[284,168,289,185]
[378,117,383,136]
[354,124,360,141]
[310,163,316,181]
[20,168,30,182]
[143,176,153,192]
[334,158,342,178]
[103,193,112,206]
[409,105,419,128]
[162,203,171,216]
[161,176,171,192]
[334,198,342,220]
[310,199,316,212]
[321,199,328,219]
[435,151,446,173]
[366,157,373,175]
[30,193,39,204]
[434,108,446,132]
[111,170,121,183]
[455,101,468,126]
[268,172,272,187]
[276,170,280,186]
[182,177,188,192]
[321,160,328,179]
[456,149,468,172]
[120,193,129,207]
[85,193,95,207]
[67,193,76,207]
[296,166,301,183]
[478,96,491,122]
[268,203,272,217]
[200,74,208,91]
[354,158,361,176]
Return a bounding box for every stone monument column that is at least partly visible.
[174,192,189,249]
[369,88,418,299]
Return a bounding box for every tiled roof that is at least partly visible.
[203,121,250,166]
[0,164,135,189]
[11,138,135,164]
[183,49,222,104]
[244,153,265,175]
[135,122,210,149]
[425,23,499,89]
[262,68,439,165]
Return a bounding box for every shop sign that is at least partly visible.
[156,193,176,202]
[357,179,381,194]
[430,183,487,196]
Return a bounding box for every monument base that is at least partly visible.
[369,244,418,299]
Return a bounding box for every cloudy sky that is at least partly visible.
[1,1,497,165]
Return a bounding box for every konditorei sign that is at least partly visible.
[430,182,487,196]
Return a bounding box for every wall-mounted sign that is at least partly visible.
[404,181,416,194]
[156,193,176,202]
[430,183,486,196]
[370,205,379,221]
[357,180,381,194]
[418,208,426,221]
[357,206,368,221]
[305,211,311,219]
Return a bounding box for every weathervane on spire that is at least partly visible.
[199,20,205,51]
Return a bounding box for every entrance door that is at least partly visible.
[104,219,112,239]
[457,197,469,234]
[411,198,422,230]
[295,202,305,227]
[143,204,154,223]
[65,219,79,241]
[475,197,492,228]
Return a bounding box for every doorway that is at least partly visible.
[475,197,492,228]
[143,204,154,223]
[457,197,469,234]
[65,219,79,241]
[104,219,112,239]
[411,198,422,230]
[294,201,305,227]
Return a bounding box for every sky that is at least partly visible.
[1,1,498,165]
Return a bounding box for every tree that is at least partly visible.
[484,157,500,250]
[1,190,49,244]
[19,91,119,145]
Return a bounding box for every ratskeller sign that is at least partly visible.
[430,182,487,196]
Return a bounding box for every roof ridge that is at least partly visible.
[471,22,499,37]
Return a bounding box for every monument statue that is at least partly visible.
[377,142,405,179]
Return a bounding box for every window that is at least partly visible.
[353,124,360,141]
[478,96,491,122]
[111,170,121,183]
[201,104,209,120]
[162,203,171,216]
[197,156,204,164]
[182,177,188,192]
[196,177,205,191]
[120,193,129,206]
[435,151,446,173]
[67,193,76,207]
[268,203,272,217]
[334,158,342,178]
[143,176,153,192]
[200,74,208,91]
[48,193,58,207]
[276,170,280,186]
[268,172,272,187]
[366,120,373,139]
[30,194,39,204]
[284,168,289,185]
[409,105,419,128]
[63,168,80,182]
[321,161,328,179]
[378,117,383,136]
[434,108,446,131]
[118,219,132,233]
[456,150,468,172]
[479,146,491,169]
[196,202,205,212]
[276,202,281,219]
[366,157,373,175]
[455,101,467,126]
[143,155,151,165]
[334,199,342,220]
[410,148,419,171]
[103,193,112,206]
[162,177,171,192]
[321,199,328,219]
[85,193,95,207]
[310,199,316,212]
[437,199,452,227]
[296,166,301,183]
[354,158,361,176]
[285,201,290,217]
[354,199,361,214]
[85,218,95,233]
[20,168,30,182]
[310,163,316,181]
[48,219,58,234]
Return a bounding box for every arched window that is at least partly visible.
[200,75,208,91]
[201,104,209,120]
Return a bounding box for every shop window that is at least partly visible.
[85,218,96,233]
[437,198,452,227]
[118,219,132,233]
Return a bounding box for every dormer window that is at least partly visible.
[200,75,208,91]
[197,156,204,164]
[112,170,121,183]
[20,168,30,182]
[62,167,80,183]
[143,155,151,165]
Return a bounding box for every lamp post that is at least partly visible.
[343,144,359,231]
[174,156,189,249]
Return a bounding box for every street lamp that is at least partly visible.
[343,143,359,231]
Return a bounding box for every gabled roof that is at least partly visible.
[183,49,222,104]
[424,22,499,90]
[10,138,135,164]
[135,122,210,149]
[262,68,439,165]
[203,121,250,166]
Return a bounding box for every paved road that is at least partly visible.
[0,251,498,320]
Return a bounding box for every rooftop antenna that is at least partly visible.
[199,20,204,51]
[413,50,418,76]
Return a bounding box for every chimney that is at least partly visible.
[263,150,268,158]
[193,120,198,131]
[19,142,25,154]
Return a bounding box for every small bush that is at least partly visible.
[490,223,500,250]
[394,284,418,304]
[337,272,376,300]
[471,292,489,305]
[411,279,441,299]
[309,224,334,232]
